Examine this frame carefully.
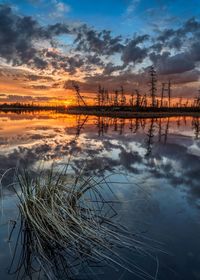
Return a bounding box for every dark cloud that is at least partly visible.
[121,35,149,64]
[0,94,52,102]
[86,54,105,67]
[190,42,200,62]
[149,17,200,77]
[65,55,85,74]
[162,69,200,84]
[63,79,97,93]
[30,85,50,90]
[43,49,95,75]
[0,5,49,66]
[74,26,124,56]
[181,17,200,35]
[151,42,163,52]
[157,29,176,42]
[102,63,126,75]
[26,74,54,81]
[154,18,200,51]
[156,18,200,44]
[167,37,182,50]
[150,38,200,76]
[32,57,48,69]
[46,23,71,36]
[150,52,195,75]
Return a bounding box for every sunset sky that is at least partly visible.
[0,0,200,104]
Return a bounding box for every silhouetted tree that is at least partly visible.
[97,85,102,106]
[129,92,134,107]
[114,90,119,106]
[140,93,147,108]
[194,90,200,107]
[161,80,171,108]
[72,82,87,106]
[135,89,141,109]
[120,86,126,106]
[168,80,171,107]
[149,66,157,107]
[179,97,182,108]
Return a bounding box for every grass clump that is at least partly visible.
[8,166,159,279]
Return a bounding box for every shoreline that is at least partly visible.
[65,108,200,118]
[0,107,200,118]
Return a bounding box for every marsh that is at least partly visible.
[0,111,200,279]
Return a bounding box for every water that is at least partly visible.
[0,111,200,279]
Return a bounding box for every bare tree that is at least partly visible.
[72,82,87,106]
[135,89,141,109]
[168,80,171,107]
[149,66,157,107]
[140,93,147,108]
[194,89,200,107]
[120,86,126,106]
[129,92,134,107]
[97,85,102,106]
[179,97,182,108]
[114,89,119,106]
[161,80,171,108]
[105,89,109,106]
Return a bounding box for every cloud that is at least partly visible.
[190,42,200,62]
[125,0,140,17]
[155,17,200,52]
[26,74,54,82]
[30,85,50,90]
[43,49,86,74]
[32,57,49,69]
[149,17,200,77]
[0,94,52,102]
[121,35,149,64]
[49,1,71,18]
[156,17,200,42]
[0,4,200,97]
[150,52,195,75]
[163,69,200,84]
[150,36,200,76]
[74,26,124,55]
[102,63,126,75]
[64,69,148,93]
[0,5,122,74]
[0,5,50,66]
[0,4,75,71]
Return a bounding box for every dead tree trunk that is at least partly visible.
[72,82,87,106]
[149,66,157,107]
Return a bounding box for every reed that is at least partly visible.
[8,166,159,279]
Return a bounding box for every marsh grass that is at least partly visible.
[7,166,160,279]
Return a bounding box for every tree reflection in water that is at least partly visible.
[93,116,199,156]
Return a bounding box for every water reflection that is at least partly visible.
[192,117,200,139]
[0,113,200,192]
[0,112,200,279]
[7,168,162,280]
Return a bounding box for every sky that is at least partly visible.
[0,0,200,104]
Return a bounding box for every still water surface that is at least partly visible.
[0,111,200,279]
